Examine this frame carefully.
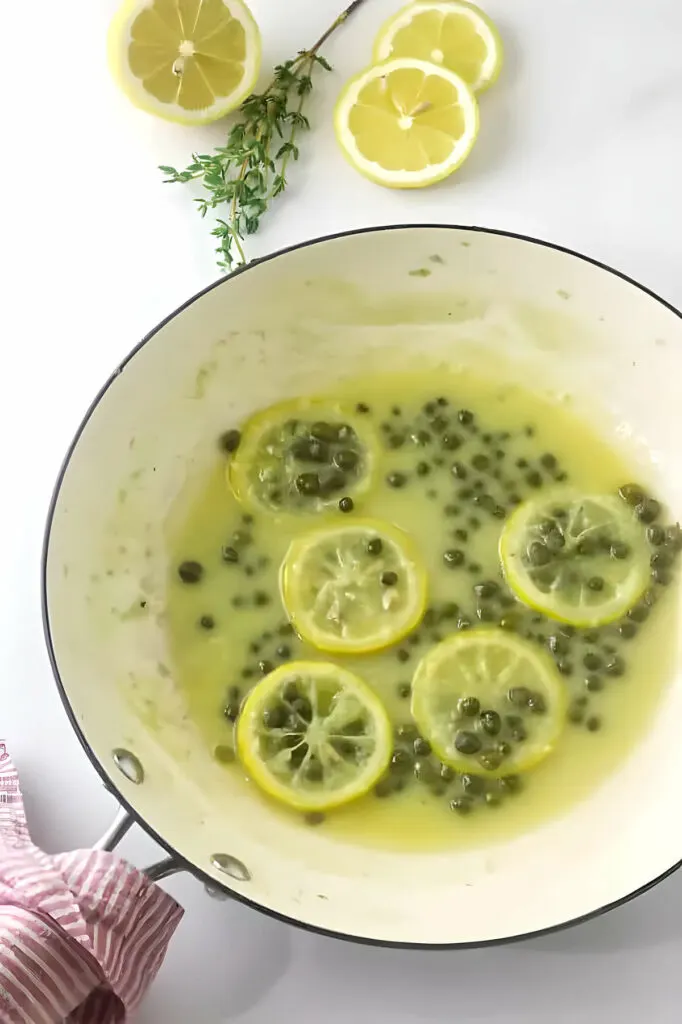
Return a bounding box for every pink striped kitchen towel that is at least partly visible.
[0,741,184,1022]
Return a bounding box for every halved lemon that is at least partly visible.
[500,491,651,628]
[228,398,380,516]
[108,0,261,125]
[237,661,392,812]
[411,631,566,777]
[281,519,428,654]
[373,1,503,93]
[334,57,479,188]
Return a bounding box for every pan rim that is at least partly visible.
[41,222,682,949]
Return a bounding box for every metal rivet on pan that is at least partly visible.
[204,882,231,901]
[112,748,145,785]
[210,853,251,882]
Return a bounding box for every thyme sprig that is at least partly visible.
[160,0,369,271]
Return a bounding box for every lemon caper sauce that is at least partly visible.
[165,373,680,851]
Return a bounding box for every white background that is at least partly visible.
[3,0,682,1020]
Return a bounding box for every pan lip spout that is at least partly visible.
[39,222,682,949]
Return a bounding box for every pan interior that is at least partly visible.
[43,226,682,945]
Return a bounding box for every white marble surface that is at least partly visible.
[3,0,682,1019]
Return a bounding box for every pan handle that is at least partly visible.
[94,806,229,897]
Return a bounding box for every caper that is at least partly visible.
[652,567,671,586]
[416,461,431,477]
[356,402,370,414]
[646,525,665,546]
[617,621,637,640]
[310,421,340,443]
[651,550,672,570]
[450,796,473,814]
[443,549,465,568]
[458,696,480,717]
[472,453,490,471]
[258,659,274,675]
[414,759,437,783]
[528,694,546,714]
[414,737,431,756]
[338,496,354,513]
[223,702,240,722]
[381,570,398,586]
[396,649,410,663]
[528,542,551,567]
[218,429,241,454]
[388,433,406,449]
[451,462,468,480]
[556,659,573,676]
[214,744,236,764]
[478,750,503,771]
[583,651,602,671]
[547,634,569,655]
[221,546,239,564]
[390,749,413,774]
[199,614,215,630]
[458,409,474,425]
[584,674,603,692]
[540,453,558,471]
[586,715,602,732]
[276,644,292,659]
[440,764,456,782]
[375,777,395,798]
[461,773,484,795]
[498,775,521,794]
[480,710,502,735]
[296,472,321,496]
[526,470,543,488]
[178,560,203,584]
[665,524,682,550]
[454,731,481,755]
[441,433,462,451]
[473,580,499,600]
[610,541,630,560]
[587,576,605,592]
[291,437,328,462]
[618,483,646,506]
[635,498,661,524]
[387,471,407,488]
[605,655,625,677]
[628,603,649,623]
[254,590,270,607]
[508,686,532,706]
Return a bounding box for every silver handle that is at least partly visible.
[94,806,229,898]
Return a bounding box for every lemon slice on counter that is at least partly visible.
[500,492,651,628]
[227,398,380,516]
[373,1,503,93]
[237,661,392,812]
[108,0,261,125]
[411,631,567,778]
[334,57,479,188]
[281,519,428,654]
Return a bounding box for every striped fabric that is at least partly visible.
[0,742,183,1022]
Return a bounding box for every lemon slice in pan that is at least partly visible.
[411,631,567,778]
[281,519,428,654]
[500,491,651,627]
[237,661,392,812]
[227,398,379,516]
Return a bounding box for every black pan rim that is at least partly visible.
[41,222,682,950]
